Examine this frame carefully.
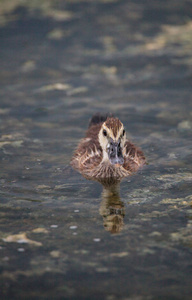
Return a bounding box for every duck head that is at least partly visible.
[98,117,126,165]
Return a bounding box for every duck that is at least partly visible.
[71,113,145,185]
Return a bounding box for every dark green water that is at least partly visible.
[0,1,192,299]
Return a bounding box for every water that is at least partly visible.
[0,1,192,299]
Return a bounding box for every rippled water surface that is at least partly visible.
[0,1,192,299]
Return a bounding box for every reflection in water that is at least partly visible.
[100,184,125,234]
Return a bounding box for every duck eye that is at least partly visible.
[103,129,107,137]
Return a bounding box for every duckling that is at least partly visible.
[71,114,145,185]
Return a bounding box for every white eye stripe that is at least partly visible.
[101,125,125,141]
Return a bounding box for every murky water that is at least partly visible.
[0,1,192,299]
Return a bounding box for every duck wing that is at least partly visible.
[123,140,146,172]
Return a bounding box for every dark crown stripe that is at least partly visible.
[105,117,122,137]
[88,113,113,128]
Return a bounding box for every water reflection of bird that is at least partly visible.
[71,113,145,186]
[100,185,125,234]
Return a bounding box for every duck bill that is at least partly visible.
[107,139,124,165]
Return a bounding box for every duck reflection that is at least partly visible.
[100,184,125,234]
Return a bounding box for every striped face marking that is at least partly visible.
[98,117,126,164]
[104,117,123,140]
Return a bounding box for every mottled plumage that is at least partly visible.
[71,114,145,185]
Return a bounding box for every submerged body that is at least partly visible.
[71,114,145,185]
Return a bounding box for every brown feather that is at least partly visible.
[123,140,145,172]
[105,117,122,138]
[71,115,146,184]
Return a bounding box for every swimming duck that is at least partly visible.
[71,114,145,185]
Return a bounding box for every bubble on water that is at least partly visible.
[18,248,25,252]
[70,226,78,230]
[93,238,101,242]
[50,225,58,228]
